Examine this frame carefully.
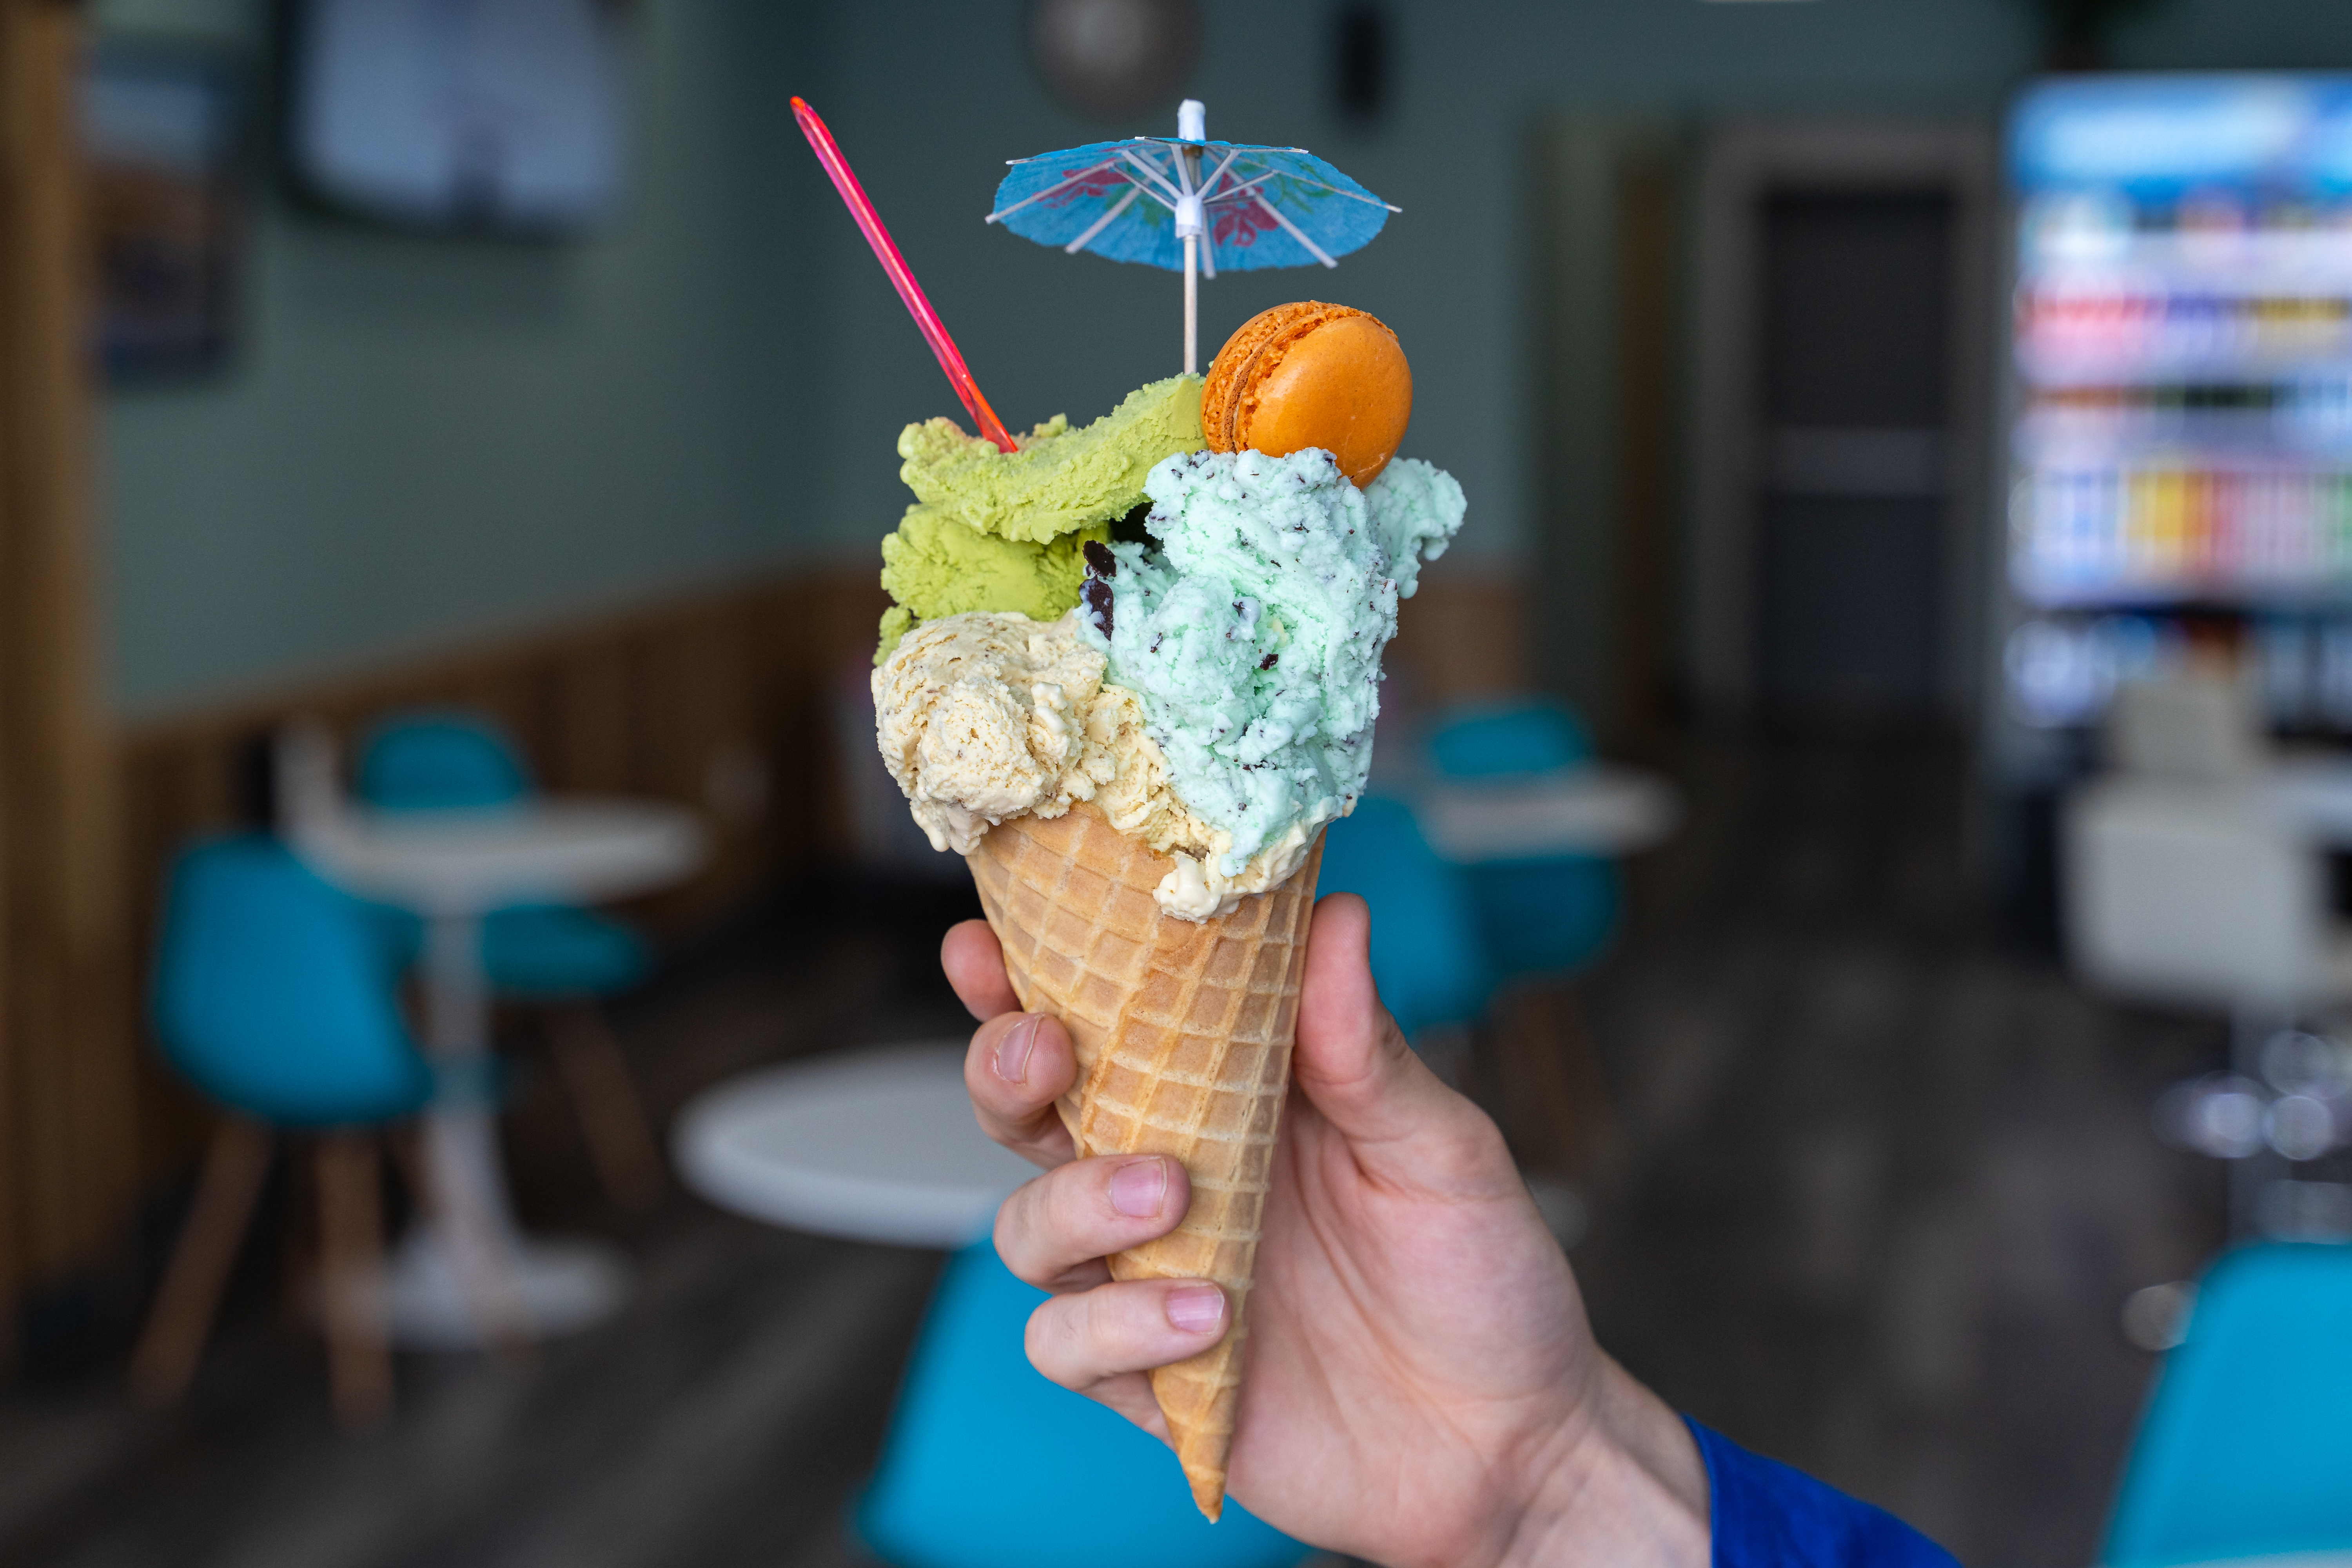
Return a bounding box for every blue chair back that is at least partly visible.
[1423,699,1619,979]
[2105,1243,2352,1566]
[1463,858,1619,980]
[1318,798,1495,1040]
[1426,699,1593,782]
[354,710,646,1000]
[152,836,434,1128]
[481,904,649,998]
[357,710,531,811]
[858,1239,1310,1568]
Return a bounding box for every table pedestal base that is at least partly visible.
[374,1227,630,1350]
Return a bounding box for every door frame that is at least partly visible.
[1688,119,1998,720]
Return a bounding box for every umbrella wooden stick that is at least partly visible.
[790,97,1016,453]
[1185,236,1198,374]
[1178,100,1207,376]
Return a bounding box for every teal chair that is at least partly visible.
[355,710,530,809]
[1425,699,1619,979]
[857,1238,1311,1568]
[1428,700,1592,779]
[354,710,655,993]
[2105,1243,2352,1566]
[1422,699,1622,1185]
[133,834,434,1426]
[356,710,663,1208]
[1318,796,1496,1041]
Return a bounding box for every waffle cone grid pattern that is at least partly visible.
[966,804,1323,1519]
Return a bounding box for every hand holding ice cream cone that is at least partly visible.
[944,899,1711,1565]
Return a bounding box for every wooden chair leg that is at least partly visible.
[384,1124,428,1213]
[131,1117,274,1405]
[1489,982,1623,1180]
[314,1132,392,1430]
[546,1002,664,1212]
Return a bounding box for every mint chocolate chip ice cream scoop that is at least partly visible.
[1079,446,1465,877]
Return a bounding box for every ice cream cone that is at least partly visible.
[965,802,1324,1520]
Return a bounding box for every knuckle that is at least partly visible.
[1051,1157,1102,1233]
[1429,1099,1516,1189]
[1024,1298,1087,1385]
[991,1181,1050,1279]
[1035,1157,1110,1250]
[1071,1282,1142,1361]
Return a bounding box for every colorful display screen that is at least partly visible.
[2004,76,2352,728]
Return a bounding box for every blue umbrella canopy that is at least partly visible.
[986,136,1396,277]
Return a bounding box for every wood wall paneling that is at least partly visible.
[118,573,891,943]
[0,0,142,1341]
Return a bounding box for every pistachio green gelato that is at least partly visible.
[877,375,1210,660]
[875,511,1108,660]
[897,374,1206,544]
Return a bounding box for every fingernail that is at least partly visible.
[994,1016,1040,1085]
[1165,1285,1225,1335]
[1109,1157,1167,1218]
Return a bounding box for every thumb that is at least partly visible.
[1292,893,1474,1156]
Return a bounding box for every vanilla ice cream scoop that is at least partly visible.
[873,613,1108,855]
[875,610,1323,916]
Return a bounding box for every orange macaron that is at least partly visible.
[1200,302,1413,487]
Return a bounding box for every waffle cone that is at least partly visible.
[966,802,1324,1520]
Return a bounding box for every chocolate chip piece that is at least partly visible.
[1259,653,1278,670]
[1082,577,1113,635]
[1083,539,1116,578]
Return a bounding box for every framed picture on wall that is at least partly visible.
[82,44,246,381]
[283,0,632,237]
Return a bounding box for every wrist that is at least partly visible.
[1495,1359,1710,1568]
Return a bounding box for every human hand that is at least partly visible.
[947,893,1709,1568]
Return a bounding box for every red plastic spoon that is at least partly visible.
[791,97,1017,453]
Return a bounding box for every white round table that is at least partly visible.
[674,1044,1038,1249]
[290,793,706,1347]
[1417,764,1682,863]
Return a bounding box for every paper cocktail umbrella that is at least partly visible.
[987,100,1397,373]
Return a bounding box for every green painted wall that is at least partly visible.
[92,0,2352,717]
[93,0,823,716]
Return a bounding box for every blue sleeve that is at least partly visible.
[1686,1418,1959,1568]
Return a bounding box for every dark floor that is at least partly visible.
[1573,730,2225,1567]
[0,731,2227,1567]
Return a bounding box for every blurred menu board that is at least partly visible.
[2005,77,2352,728]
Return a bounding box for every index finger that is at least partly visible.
[943,920,1020,1020]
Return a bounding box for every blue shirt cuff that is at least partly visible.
[1684,1417,1960,1568]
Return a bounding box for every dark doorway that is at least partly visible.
[1755,189,1955,720]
